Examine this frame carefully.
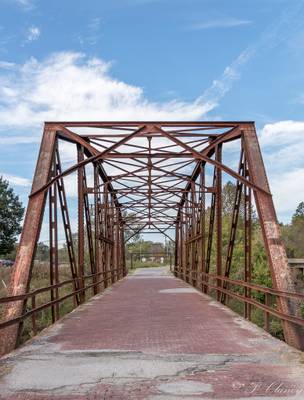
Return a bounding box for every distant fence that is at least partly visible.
[127,252,173,270]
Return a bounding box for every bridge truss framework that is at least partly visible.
[0,121,303,355]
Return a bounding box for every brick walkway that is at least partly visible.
[0,267,304,399]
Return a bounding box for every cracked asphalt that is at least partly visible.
[0,267,304,399]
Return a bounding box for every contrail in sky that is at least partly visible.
[196,1,304,111]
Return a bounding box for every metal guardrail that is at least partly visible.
[175,268,304,332]
[0,268,124,335]
[1,266,304,345]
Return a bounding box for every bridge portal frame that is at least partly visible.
[0,121,303,355]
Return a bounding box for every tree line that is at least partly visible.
[1,176,303,283]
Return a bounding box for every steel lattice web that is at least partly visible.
[0,121,304,356]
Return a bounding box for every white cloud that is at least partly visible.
[1,3,302,130]
[0,61,15,70]
[10,0,35,10]
[258,120,304,221]
[0,51,212,130]
[26,26,40,41]
[0,135,41,145]
[259,120,304,171]
[271,169,304,216]
[87,17,101,45]
[89,17,101,32]
[62,174,78,197]
[78,17,102,46]
[15,0,34,8]
[259,120,304,147]
[198,2,304,110]
[0,173,31,187]
[189,18,252,30]
[199,47,254,110]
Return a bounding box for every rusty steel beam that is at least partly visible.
[77,145,85,303]
[0,126,57,356]
[49,153,60,322]
[221,148,245,303]
[242,124,304,350]
[45,120,253,127]
[55,147,79,304]
[215,144,222,301]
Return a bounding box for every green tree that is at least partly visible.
[35,242,50,261]
[282,202,304,258]
[292,201,304,222]
[123,212,142,243]
[222,181,238,215]
[0,177,24,256]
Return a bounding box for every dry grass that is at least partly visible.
[0,266,11,298]
[0,261,97,344]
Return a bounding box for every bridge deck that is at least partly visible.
[0,267,303,399]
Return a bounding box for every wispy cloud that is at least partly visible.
[87,17,101,45]
[78,17,102,46]
[271,168,304,218]
[0,51,212,130]
[0,173,31,187]
[256,120,304,221]
[0,61,15,70]
[198,2,304,110]
[26,26,40,42]
[12,0,35,10]
[88,17,101,32]
[189,18,252,30]
[0,135,41,145]
[198,48,254,110]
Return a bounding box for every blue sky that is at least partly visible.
[1,0,304,240]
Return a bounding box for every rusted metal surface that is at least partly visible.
[0,126,57,356]
[242,124,304,349]
[0,120,303,357]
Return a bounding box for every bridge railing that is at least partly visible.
[175,269,304,334]
[0,267,124,337]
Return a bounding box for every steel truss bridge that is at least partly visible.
[0,121,304,357]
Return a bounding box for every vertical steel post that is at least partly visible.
[55,147,79,305]
[0,126,57,356]
[49,152,59,321]
[205,169,216,294]
[216,145,222,301]
[221,149,244,304]
[82,166,97,294]
[77,145,85,303]
[191,182,196,285]
[180,213,184,279]
[121,223,126,276]
[94,166,101,292]
[200,163,206,292]
[243,124,304,350]
[244,154,252,320]
[174,221,179,276]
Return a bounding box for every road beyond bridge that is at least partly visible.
[1,267,304,399]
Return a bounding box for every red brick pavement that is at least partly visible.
[0,267,303,399]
